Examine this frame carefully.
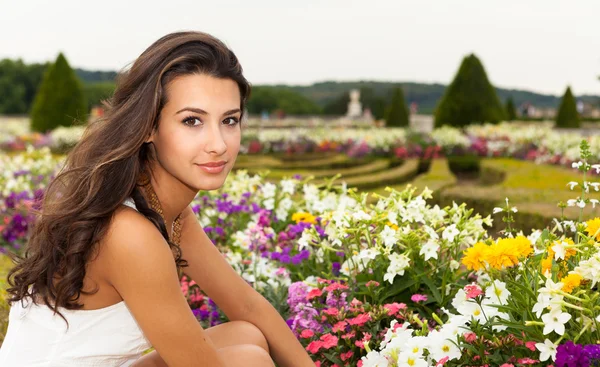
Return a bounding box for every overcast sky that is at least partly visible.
[1,0,599,96]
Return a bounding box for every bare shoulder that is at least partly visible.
[100,205,225,366]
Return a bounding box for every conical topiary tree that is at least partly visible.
[434,54,505,127]
[505,97,517,121]
[30,53,87,133]
[555,86,580,128]
[385,87,409,127]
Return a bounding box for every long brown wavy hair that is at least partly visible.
[5,31,251,328]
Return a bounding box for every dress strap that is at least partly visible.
[122,198,138,211]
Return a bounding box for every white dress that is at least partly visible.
[0,198,152,366]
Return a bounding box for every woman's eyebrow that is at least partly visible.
[175,107,241,116]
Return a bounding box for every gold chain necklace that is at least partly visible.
[141,181,182,245]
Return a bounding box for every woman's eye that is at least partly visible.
[224,117,240,126]
[182,116,201,127]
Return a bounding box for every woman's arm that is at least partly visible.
[178,206,315,367]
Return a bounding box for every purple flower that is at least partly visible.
[583,344,600,360]
[556,341,590,367]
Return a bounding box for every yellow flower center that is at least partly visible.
[443,345,450,352]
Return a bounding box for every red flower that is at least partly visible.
[324,283,349,292]
[307,288,323,300]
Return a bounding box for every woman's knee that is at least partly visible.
[218,344,274,367]
[229,320,269,353]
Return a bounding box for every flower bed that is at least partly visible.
[3,142,600,365]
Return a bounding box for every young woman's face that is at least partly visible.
[148,73,242,191]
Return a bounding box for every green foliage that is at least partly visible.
[246,86,321,116]
[322,91,350,115]
[555,86,580,128]
[0,59,48,114]
[83,81,116,111]
[30,53,88,133]
[504,97,517,121]
[434,54,506,127]
[385,87,409,127]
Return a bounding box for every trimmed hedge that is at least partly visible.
[251,159,392,180]
[331,159,419,191]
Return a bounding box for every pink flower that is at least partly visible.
[340,351,353,361]
[436,356,449,366]
[365,280,380,287]
[325,283,350,292]
[319,334,338,349]
[464,332,477,343]
[332,321,347,333]
[465,283,483,299]
[500,364,515,367]
[347,313,371,326]
[411,294,428,303]
[525,341,537,351]
[517,358,538,365]
[300,330,314,338]
[323,308,339,316]
[306,340,323,354]
[341,331,356,340]
[307,288,323,300]
[383,302,407,316]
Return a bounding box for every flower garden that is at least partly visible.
[4,119,600,366]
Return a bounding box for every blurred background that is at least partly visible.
[1,0,600,233]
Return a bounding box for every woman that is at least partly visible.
[0,31,315,367]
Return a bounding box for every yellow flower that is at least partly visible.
[511,236,534,258]
[291,212,317,224]
[386,221,399,231]
[541,256,553,275]
[462,242,490,271]
[586,218,600,241]
[486,240,520,270]
[561,273,583,293]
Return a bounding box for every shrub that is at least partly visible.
[434,54,505,127]
[30,53,87,133]
[385,87,409,127]
[555,86,580,128]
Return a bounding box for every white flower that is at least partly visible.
[261,182,277,199]
[485,280,510,305]
[535,339,558,362]
[591,199,600,208]
[592,164,600,174]
[360,351,389,367]
[572,161,583,169]
[279,179,296,195]
[492,207,503,214]
[381,225,397,248]
[352,210,372,221]
[442,224,460,243]
[567,181,578,190]
[427,330,462,361]
[397,355,427,367]
[541,308,572,335]
[551,241,568,261]
[384,253,410,284]
[419,239,439,261]
[297,231,313,251]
